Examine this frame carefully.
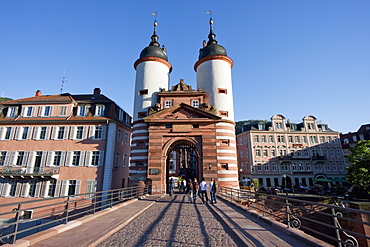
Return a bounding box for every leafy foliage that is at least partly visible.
[0,97,12,102]
[345,140,370,192]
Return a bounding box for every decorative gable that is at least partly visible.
[144,103,220,122]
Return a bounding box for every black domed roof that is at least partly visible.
[198,18,228,60]
[139,21,168,61]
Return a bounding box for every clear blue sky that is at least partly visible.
[1,1,369,133]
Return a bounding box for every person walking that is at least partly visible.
[209,178,217,204]
[169,178,174,197]
[199,178,209,204]
[193,178,199,203]
[187,179,193,203]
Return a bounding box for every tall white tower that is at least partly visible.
[194,18,234,121]
[133,21,172,121]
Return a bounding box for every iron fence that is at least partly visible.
[218,186,370,247]
[0,185,148,245]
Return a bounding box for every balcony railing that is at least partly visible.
[0,167,60,177]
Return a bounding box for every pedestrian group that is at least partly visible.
[184,178,217,204]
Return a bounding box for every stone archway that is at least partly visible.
[165,139,201,191]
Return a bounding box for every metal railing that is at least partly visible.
[218,186,370,247]
[0,167,60,176]
[0,185,148,245]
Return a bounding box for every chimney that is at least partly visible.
[93,88,101,95]
[35,90,42,97]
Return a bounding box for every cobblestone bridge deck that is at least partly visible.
[12,193,330,247]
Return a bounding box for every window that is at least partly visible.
[302,136,307,143]
[77,105,87,116]
[7,107,17,118]
[76,126,84,139]
[261,135,266,143]
[295,136,300,143]
[58,126,66,139]
[244,137,247,144]
[359,134,365,141]
[315,164,322,171]
[29,180,37,197]
[16,151,25,166]
[72,151,81,166]
[306,163,311,171]
[304,150,309,157]
[292,163,297,171]
[123,154,127,167]
[53,151,62,166]
[275,122,282,129]
[256,149,261,157]
[39,127,47,139]
[272,163,277,171]
[124,133,128,144]
[139,89,148,95]
[264,163,269,171]
[258,123,264,130]
[117,129,122,142]
[326,163,331,171]
[299,163,304,171]
[165,101,172,108]
[0,151,7,166]
[257,163,262,171]
[192,100,199,108]
[288,136,293,143]
[271,149,275,157]
[320,136,325,143]
[307,123,314,130]
[330,150,334,157]
[339,163,344,171]
[245,149,248,157]
[332,164,337,171]
[48,180,57,197]
[281,164,288,171]
[218,88,227,94]
[323,150,328,157]
[268,135,274,143]
[310,136,317,143]
[26,106,34,117]
[240,150,243,158]
[115,153,120,168]
[263,149,268,157]
[67,180,80,196]
[219,111,228,117]
[86,180,97,199]
[60,106,67,116]
[254,135,259,143]
[166,124,172,129]
[43,106,52,116]
[95,105,105,116]
[91,151,100,166]
[297,150,302,157]
[21,127,30,140]
[280,149,286,156]
[336,150,341,157]
[4,127,13,140]
[277,135,284,143]
[327,136,332,143]
[94,126,104,139]
[312,149,319,156]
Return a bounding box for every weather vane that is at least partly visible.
[151,12,158,22]
[206,10,213,20]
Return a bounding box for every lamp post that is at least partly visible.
[283,174,288,196]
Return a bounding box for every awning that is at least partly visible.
[313,178,332,182]
[332,178,349,183]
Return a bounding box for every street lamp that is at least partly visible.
[283,174,288,196]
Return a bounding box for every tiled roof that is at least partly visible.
[2,94,74,104]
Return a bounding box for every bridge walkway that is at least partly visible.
[11,193,330,247]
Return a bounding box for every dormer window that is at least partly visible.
[192,100,199,108]
[275,122,282,129]
[59,106,68,116]
[7,107,17,118]
[95,105,105,116]
[23,106,34,117]
[77,105,87,117]
[38,106,52,117]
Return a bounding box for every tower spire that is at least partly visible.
[150,12,160,47]
[206,10,217,45]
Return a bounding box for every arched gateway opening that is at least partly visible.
[166,140,200,191]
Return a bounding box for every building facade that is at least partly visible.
[0,88,132,205]
[237,114,348,189]
[129,20,239,193]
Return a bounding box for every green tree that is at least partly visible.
[0,97,12,102]
[345,140,370,192]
